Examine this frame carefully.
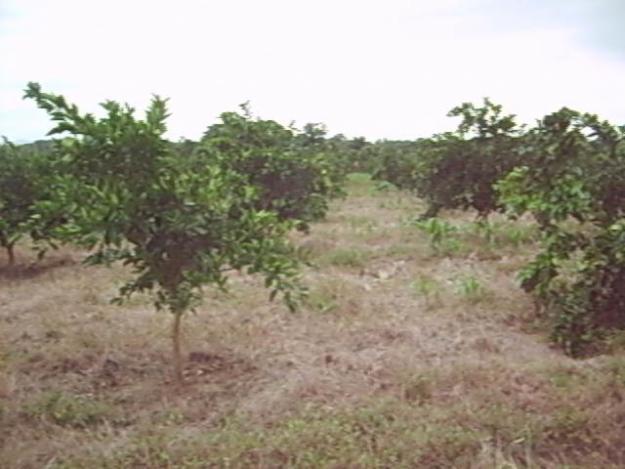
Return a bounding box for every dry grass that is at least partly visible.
[1,173,625,468]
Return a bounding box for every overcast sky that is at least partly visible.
[1,0,624,142]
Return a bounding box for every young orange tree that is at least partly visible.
[0,138,60,265]
[372,99,525,219]
[198,106,345,232]
[498,108,625,355]
[25,83,302,383]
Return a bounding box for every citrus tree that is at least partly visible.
[370,140,424,192]
[198,105,345,232]
[419,99,524,218]
[25,83,303,383]
[0,138,59,265]
[497,108,625,355]
[372,99,525,219]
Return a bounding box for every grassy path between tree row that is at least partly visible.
[1,174,625,468]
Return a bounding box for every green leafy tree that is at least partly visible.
[372,99,524,219]
[25,84,303,383]
[326,135,379,174]
[498,108,625,355]
[427,99,524,218]
[198,106,345,232]
[0,138,58,265]
[370,140,424,192]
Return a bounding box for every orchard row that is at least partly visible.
[372,99,625,356]
[3,88,624,377]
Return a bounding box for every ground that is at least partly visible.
[1,174,625,468]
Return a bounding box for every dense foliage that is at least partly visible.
[0,138,59,264]
[370,98,625,354]
[8,82,625,360]
[197,106,346,232]
[372,99,524,219]
[24,84,312,382]
[498,109,625,355]
[369,140,425,192]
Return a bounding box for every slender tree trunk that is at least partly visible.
[7,243,15,266]
[419,203,441,221]
[172,312,183,385]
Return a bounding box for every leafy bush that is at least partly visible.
[197,106,345,232]
[0,139,59,264]
[411,274,442,307]
[498,108,625,355]
[25,84,304,382]
[412,218,460,256]
[24,391,112,428]
[371,140,424,192]
[454,274,488,304]
[373,98,525,219]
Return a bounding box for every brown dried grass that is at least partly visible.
[1,176,625,468]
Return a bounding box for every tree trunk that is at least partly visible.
[419,203,441,221]
[172,312,183,385]
[7,243,15,266]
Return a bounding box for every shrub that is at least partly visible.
[0,139,60,264]
[197,106,345,232]
[498,108,625,355]
[25,83,304,383]
[372,99,525,220]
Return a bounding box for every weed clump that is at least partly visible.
[23,391,113,428]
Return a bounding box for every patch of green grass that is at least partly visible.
[347,215,378,233]
[411,274,443,308]
[378,196,412,210]
[320,247,370,269]
[605,356,625,385]
[305,285,340,314]
[401,373,434,404]
[409,217,464,257]
[544,406,591,441]
[547,367,589,390]
[23,391,114,428]
[603,331,625,354]
[346,215,376,227]
[304,277,360,315]
[35,386,620,468]
[498,223,539,248]
[346,172,372,184]
[454,274,489,304]
[150,408,187,426]
[385,242,418,259]
[468,219,539,249]
[373,180,396,192]
[57,400,486,468]
[343,215,383,242]
[345,172,375,197]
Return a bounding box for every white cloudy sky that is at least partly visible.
[1,0,624,142]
